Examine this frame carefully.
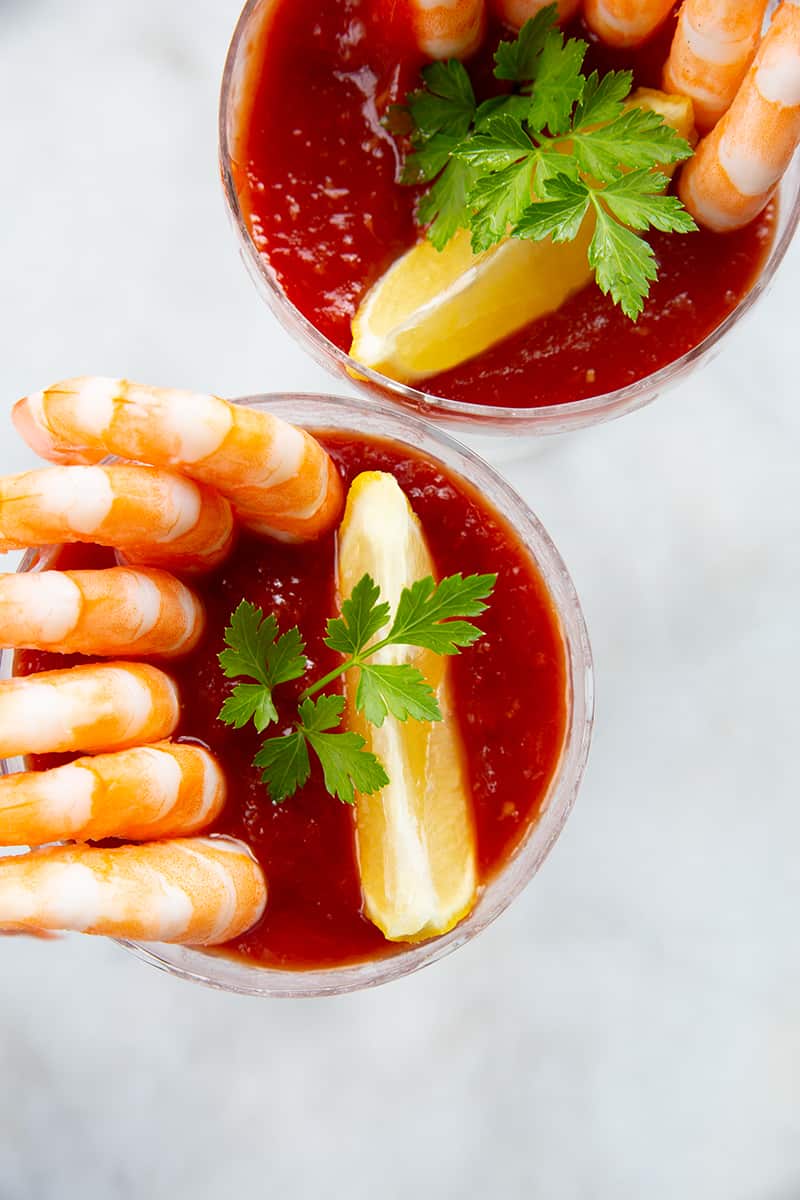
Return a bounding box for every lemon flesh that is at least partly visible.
[349,88,696,385]
[337,471,477,942]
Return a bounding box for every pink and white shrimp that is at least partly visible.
[679,0,800,231]
[0,567,204,658]
[490,0,581,29]
[13,378,343,544]
[664,0,769,132]
[0,662,179,758]
[584,0,676,47]
[0,837,267,944]
[401,0,486,60]
[0,742,225,846]
[0,464,233,572]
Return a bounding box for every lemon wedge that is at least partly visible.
[337,471,477,942]
[350,222,593,384]
[349,88,696,384]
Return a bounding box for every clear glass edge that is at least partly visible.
[0,392,594,997]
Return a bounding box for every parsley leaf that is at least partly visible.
[417,157,474,249]
[589,204,658,321]
[357,663,442,727]
[218,601,306,734]
[401,132,459,185]
[395,16,697,321]
[387,573,496,654]
[220,571,495,806]
[219,601,306,689]
[219,682,279,733]
[454,114,535,172]
[253,730,311,804]
[599,169,699,234]
[516,174,591,243]
[299,697,388,805]
[570,107,693,179]
[325,574,390,657]
[574,69,632,129]
[218,601,276,686]
[407,59,476,140]
[493,4,558,81]
[469,158,537,252]
[475,94,534,129]
[527,30,587,135]
[264,626,307,688]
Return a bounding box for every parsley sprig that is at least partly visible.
[396,5,697,319]
[217,572,496,805]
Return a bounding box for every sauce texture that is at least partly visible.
[17,434,568,969]
[236,0,776,409]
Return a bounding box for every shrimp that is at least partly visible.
[402,0,486,60]
[490,0,581,28]
[0,464,233,572]
[13,378,343,544]
[0,836,267,944]
[0,567,204,658]
[0,743,225,846]
[679,0,800,231]
[584,0,676,47]
[663,0,769,132]
[0,662,179,758]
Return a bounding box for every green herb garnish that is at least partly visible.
[217,572,496,805]
[396,4,697,320]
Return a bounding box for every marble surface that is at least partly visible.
[1,3,798,1197]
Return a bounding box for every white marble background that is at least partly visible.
[0,2,798,1197]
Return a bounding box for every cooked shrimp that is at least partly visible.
[0,662,179,758]
[403,0,486,59]
[679,0,800,231]
[664,0,769,132]
[584,0,676,47]
[13,378,343,544]
[0,464,233,572]
[0,568,204,658]
[490,0,581,28]
[0,837,266,944]
[0,742,225,846]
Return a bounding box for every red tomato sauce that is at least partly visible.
[235,0,776,410]
[16,433,568,970]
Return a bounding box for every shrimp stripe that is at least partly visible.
[403,0,486,60]
[664,0,769,131]
[584,0,676,47]
[679,0,800,231]
[0,662,179,758]
[0,837,267,944]
[0,743,225,846]
[0,464,233,572]
[13,378,343,543]
[0,568,204,658]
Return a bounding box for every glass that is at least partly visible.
[219,0,800,438]
[0,393,594,996]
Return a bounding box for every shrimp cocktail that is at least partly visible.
[0,380,591,994]
[222,0,800,429]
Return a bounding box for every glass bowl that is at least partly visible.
[219,0,800,438]
[0,393,594,996]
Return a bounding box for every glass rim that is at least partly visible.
[218,0,800,435]
[0,391,594,997]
